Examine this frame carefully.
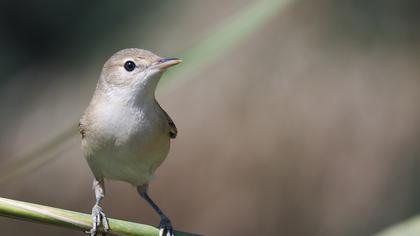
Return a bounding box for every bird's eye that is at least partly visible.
[124,61,136,72]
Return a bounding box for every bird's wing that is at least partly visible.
[78,122,86,139]
[78,117,87,139]
[158,104,177,139]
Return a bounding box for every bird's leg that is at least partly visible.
[137,184,174,236]
[86,179,109,236]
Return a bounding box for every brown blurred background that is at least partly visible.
[1,0,420,235]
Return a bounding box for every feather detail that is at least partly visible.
[158,104,177,139]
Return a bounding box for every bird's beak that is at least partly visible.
[153,58,182,70]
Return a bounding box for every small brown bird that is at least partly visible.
[79,48,181,236]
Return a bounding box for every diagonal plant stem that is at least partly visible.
[161,0,292,90]
[373,215,420,236]
[0,0,293,182]
[0,197,200,236]
[0,125,77,184]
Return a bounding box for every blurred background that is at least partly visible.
[0,0,420,235]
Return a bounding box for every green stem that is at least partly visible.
[0,197,199,236]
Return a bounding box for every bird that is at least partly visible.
[79,48,181,236]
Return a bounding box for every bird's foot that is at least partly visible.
[159,217,174,236]
[85,204,109,236]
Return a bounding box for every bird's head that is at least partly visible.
[98,48,181,104]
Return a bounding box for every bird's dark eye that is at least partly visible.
[124,61,136,72]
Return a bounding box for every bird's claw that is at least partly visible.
[85,204,109,236]
[159,217,174,236]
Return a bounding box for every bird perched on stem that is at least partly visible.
[79,48,181,236]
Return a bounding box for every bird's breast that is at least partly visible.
[84,101,170,185]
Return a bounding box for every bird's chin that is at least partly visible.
[130,69,165,99]
[134,69,164,91]
[143,69,164,82]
